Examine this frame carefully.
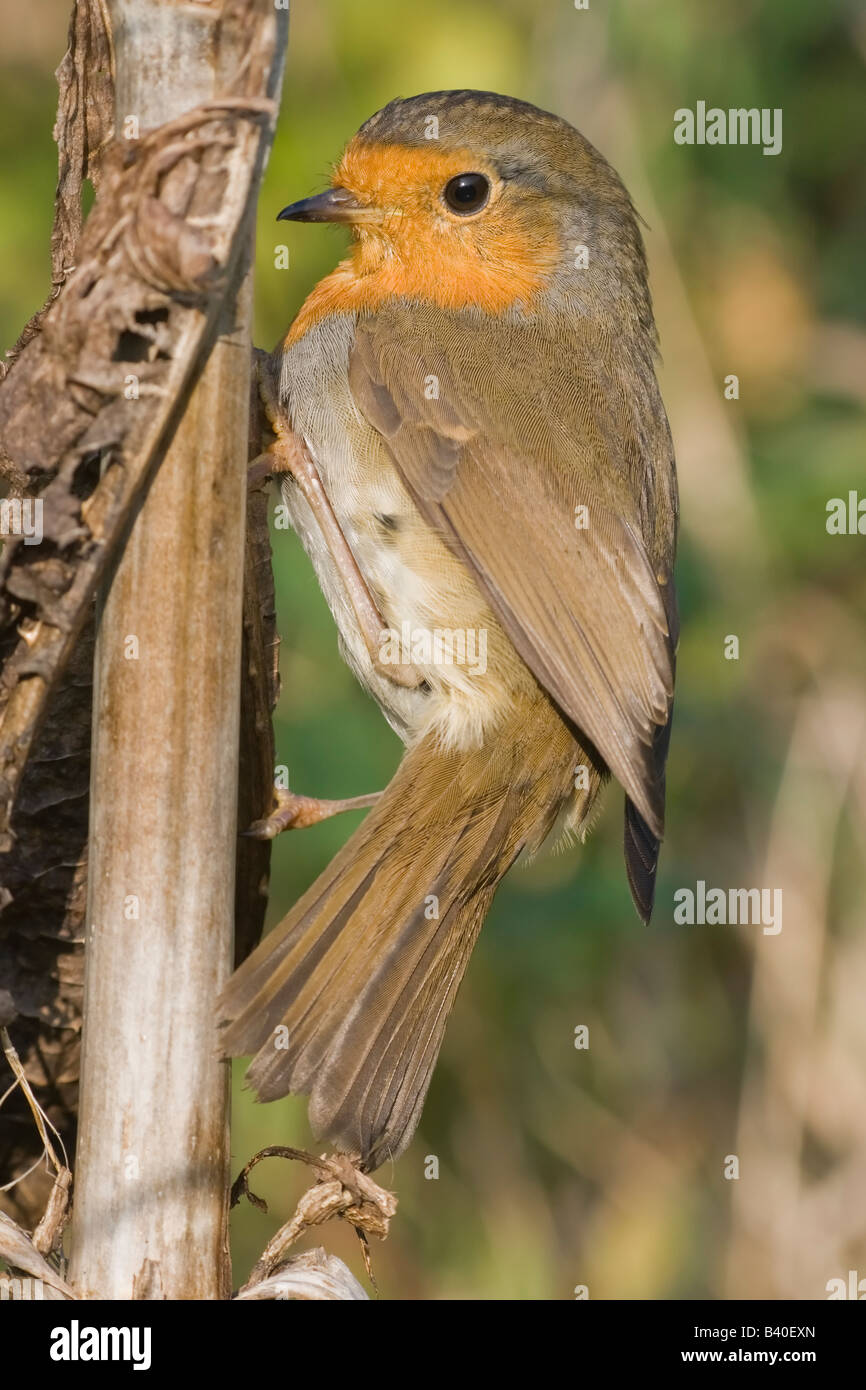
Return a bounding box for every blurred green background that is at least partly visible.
[2,0,865,1299]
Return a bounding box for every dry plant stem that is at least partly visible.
[232,1146,397,1290]
[32,1167,73,1256]
[0,0,111,1221]
[234,383,280,965]
[0,0,115,383]
[0,91,279,845]
[0,1027,67,1176]
[72,301,249,1300]
[67,0,287,1301]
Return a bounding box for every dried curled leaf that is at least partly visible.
[0,1210,76,1298]
[235,1249,369,1301]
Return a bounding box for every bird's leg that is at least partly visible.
[247,451,276,489]
[243,360,406,839]
[271,433,421,689]
[251,361,420,690]
[245,787,382,840]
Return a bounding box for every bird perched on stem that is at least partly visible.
[219,90,678,1172]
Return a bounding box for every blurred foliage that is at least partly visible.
[2,0,864,1300]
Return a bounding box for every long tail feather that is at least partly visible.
[218,696,582,1169]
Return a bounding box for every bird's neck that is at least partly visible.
[284,225,559,345]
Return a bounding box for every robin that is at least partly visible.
[219,90,678,1172]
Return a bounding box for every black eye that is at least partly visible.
[443,172,490,214]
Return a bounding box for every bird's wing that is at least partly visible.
[348,302,678,845]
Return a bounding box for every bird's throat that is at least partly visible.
[285,221,559,346]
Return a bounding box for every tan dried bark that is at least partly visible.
[0,0,285,1294]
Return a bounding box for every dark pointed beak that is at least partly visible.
[277,187,365,224]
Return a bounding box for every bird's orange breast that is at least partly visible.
[284,141,562,346]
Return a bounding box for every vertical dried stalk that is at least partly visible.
[68,0,286,1300]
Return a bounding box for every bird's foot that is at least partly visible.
[244,786,381,839]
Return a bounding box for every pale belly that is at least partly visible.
[275,315,521,751]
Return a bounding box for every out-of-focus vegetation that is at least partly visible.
[2,0,864,1299]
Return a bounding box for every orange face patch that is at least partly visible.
[285,139,562,345]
